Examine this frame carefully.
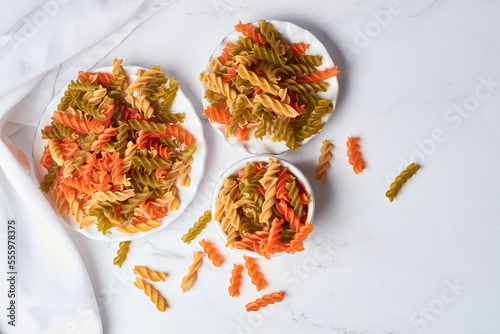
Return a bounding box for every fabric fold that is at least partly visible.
[0,1,178,333]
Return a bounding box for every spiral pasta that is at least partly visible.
[243,255,267,291]
[200,21,339,151]
[245,291,285,312]
[113,241,130,267]
[228,264,244,297]
[346,137,365,174]
[386,163,420,202]
[181,210,212,244]
[199,239,225,267]
[315,140,333,180]
[253,93,299,118]
[181,251,204,293]
[133,265,167,282]
[40,60,198,236]
[259,159,280,224]
[134,277,168,312]
[199,71,237,101]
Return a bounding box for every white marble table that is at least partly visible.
[4,0,500,333]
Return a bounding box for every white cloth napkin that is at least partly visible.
[0,1,176,333]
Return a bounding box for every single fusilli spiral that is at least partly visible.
[286,81,329,94]
[214,179,237,221]
[134,277,168,312]
[67,80,97,92]
[292,54,322,67]
[179,156,192,187]
[385,163,420,202]
[199,239,224,267]
[258,159,280,224]
[245,291,285,312]
[346,137,365,174]
[228,264,244,297]
[113,241,130,267]
[243,255,267,291]
[90,127,117,152]
[51,111,90,134]
[199,71,237,100]
[92,190,135,202]
[253,94,299,118]
[285,181,303,218]
[130,156,171,171]
[235,54,259,66]
[237,66,280,95]
[276,199,301,231]
[181,251,204,293]
[133,265,167,282]
[117,219,160,234]
[315,140,333,180]
[263,218,284,254]
[48,139,64,166]
[288,222,314,254]
[220,184,240,231]
[181,210,212,244]
[225,225,240,248]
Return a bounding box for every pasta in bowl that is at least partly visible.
[33,59,207,241]
[200,19,339,155]
[211,156,315,259]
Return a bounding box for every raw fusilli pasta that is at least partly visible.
[200,20,339,151]
[315,140,333,180]
[346,136,365,174]
[181,251,204,293]
[134,277,168,312]
[214,158,313,258]
[39,59,198,235]
[113,241,131,267]
[386,163,420,202]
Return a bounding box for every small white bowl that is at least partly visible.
[211,156,315,259]
[201,19,339,155]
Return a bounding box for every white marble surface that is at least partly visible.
[4,0,500,333]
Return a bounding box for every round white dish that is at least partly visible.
[201,19,339,155]
[211,155,315,259]
[32,65,207,241]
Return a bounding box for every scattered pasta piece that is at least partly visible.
[133,265,167,282]
[228,264,244,297]
[346,136,365,174]
[199,239,225,267]
[113,241,131,267]
[133,277,168,312]
[386,163,420,202]
[181,210,212,244]
[245,291,285,312]
[181,251,204,293]
[243,255,267,291]
[315,140,333,180]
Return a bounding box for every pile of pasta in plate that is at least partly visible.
[200,20,339,151]
[39,59,197,235]
[215,158,313,259]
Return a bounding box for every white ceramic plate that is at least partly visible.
[201,19,339,155]
[211,156,315,259]
[33,66,207,241]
